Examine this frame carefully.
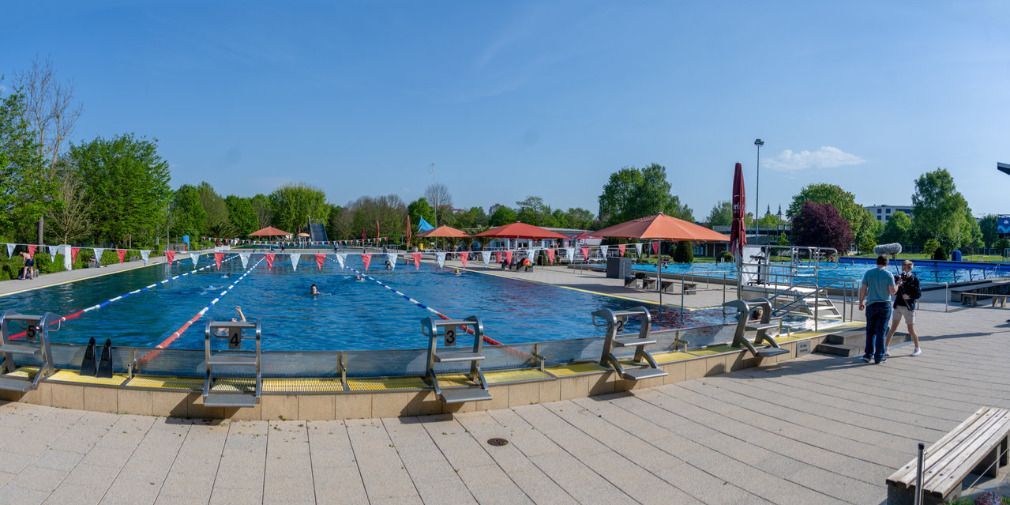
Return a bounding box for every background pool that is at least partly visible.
[0,255,733,351]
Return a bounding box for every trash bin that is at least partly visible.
[606,257,632,279]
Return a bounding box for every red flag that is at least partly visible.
[214,252,224,270]
[411,252,421,269]
[652,242,659,254]
[580,247,589,260]
[116,249,127,263]
[71,247,80,263]
[505,251,513,264]
[27,245,37,258]
[546,249,556,264]
[495,251,502,264]
[361,253,372,271]
[459,251,468,267]
[618,244,626,256]
[265,253,275,270]
[165,250,175,265]
[315,254,325,271]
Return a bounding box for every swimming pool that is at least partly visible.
[633,258,1010,288]
[0,253,734,352]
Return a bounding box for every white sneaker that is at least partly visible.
[911,348,922,357]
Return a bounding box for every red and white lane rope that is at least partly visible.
[138,256,264,364]
[10,255,238,340]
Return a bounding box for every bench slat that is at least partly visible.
[887,408,995,486]
[924,412,1010,494]
[916,410,1005,490]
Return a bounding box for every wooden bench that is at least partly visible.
[886,407,1010,505]
[991,294,1009,308]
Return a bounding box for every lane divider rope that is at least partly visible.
[9,255,239,340]
[138,257,264,365]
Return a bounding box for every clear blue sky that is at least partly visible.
[4,1,1009,217]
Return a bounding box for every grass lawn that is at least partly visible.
[847,253,1009,263]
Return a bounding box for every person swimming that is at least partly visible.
[310,283,319,296]
[454,268,461,276]
[354,273,364,282]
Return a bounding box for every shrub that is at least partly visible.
[673,241,694,263]
[719,251,734,263]
[922,239,940,257]
[932,246,948,261]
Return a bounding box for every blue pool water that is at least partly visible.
[0,254,731,351]
[633,258,1010,288]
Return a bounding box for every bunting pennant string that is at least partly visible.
[546,248,556,264]
[165,250,175,265]
[361,253,372,271]
[411,252,421,269]
[190,252,200,266]
[315,254,325,271]
[618,244,626,256]
[265,253,275,270]
[600,245,609,257]
[435,252,446,269]
[290,253,301,271]
[579,247,589,261]
[495,251,503,264]
[214,252,224,270]
[459,252,468,268]
[335,253,346,269]
[481,250,492,266]
[634,243,642,256]
[140,250,151,265]
[528,248,538,264]
[5,244,13,257]
[565,247,575,262]
[27,245,37,258]
[387,252,398,270]
[93,248,105,264]
[71,247,81,264]
[48,245,57,261]
[116,249,127,263]
[505,251,513,264]
[651,242,659,254]
[238,252,250,269]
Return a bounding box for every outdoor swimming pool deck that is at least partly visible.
[0,292,1008,504]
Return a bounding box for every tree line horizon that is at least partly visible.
[1,60,1001,255]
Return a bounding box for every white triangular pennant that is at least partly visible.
[140,250,151,265]
[238,252,250,269]
[93,248,105,263]
[5,243,13,257]
[47,245,57,261]
[565,247,575,261]
[481,250,492,266]
[387,252,397,270]
[528,248,537,262]
[600,245,609,257]
[634,243,642,256]
[289,253,301,271]
[335,253,346,269]
[190,252,200,266]
[436,252,446,268]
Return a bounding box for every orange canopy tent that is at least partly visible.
[419,225,470,238]
[475,222,567,240]
[249,226,291,238]
[594,213,728,306]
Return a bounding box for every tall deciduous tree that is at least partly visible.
[598,164,693,226]
[249,194,272,228]
[488,204,517,226]
[979,215,1000,248]
[424,183,452,225]
[268,184,328,234]
[70,134,171,247]
[47,159,91,244]
[706,201,732,227]
[225,195,258,237]
[170,185,206,239]
[407,198,436,229]
[790,202,853,252]
[15,58,81,169]
[879,211,912,246]
[197,182,231,238]
[911,168,977,249]
[0,88,49,241]
[787,183,874,249]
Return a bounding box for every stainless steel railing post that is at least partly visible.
[914,442,924,505]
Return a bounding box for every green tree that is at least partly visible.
[564,208,596,230]
[515,196,555,226]
[325,204,343,240]
[488,205,517,226]
[776,232,790,246]
[170,185,206,239]
[268,184,328,234]
[706,201,732,227]
[979,215,1000,248]
[197,182,231,238]
[407,198,436,229]
[911,168,975,250]
[598,164,693,226]
[787,183,874,250]
[225,195,258,237]
[452,206,488,230]
[879,211,912,246]
[71,134,171,247]
[0,88,52,241]
[673,241,694,263]
[249,194,272,228]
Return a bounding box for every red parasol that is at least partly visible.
[730,162,747,259]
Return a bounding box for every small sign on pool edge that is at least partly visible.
[444,325,457,346]
[796,341,810,355]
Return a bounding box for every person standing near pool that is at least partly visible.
[885,260,922,356]
[858,255,898,364]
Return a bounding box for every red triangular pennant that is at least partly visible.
[117,249,127,263]
[265,253,275,270]
[546,249,556,264]
[505,251,513,264]
[618,244,626,256]
[412,252,421,269]
[361,253,372,271]
[71,247,80,263]
[459,251,468,267]
[652,242,659,254]
[27,245,37,258]
[165,250,175,265]
[495,251,502,264]
[580,247,589,260]
[315,254,325,271]
[214,252,224,270]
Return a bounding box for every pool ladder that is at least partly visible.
[0,311,57,392]
[594,307,667,381]
[422,316,492,404]
[203,320,262,408]
[724,298,789,358]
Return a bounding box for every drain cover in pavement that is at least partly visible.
[486,437,509,447]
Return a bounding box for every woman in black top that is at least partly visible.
[885,260,922,356]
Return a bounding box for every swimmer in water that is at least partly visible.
[454,268,461,276]
[310,283,319,296]
[354,273,364,282]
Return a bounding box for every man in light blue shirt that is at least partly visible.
[858,255,898,363]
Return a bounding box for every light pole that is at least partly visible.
[754,138,764,239]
